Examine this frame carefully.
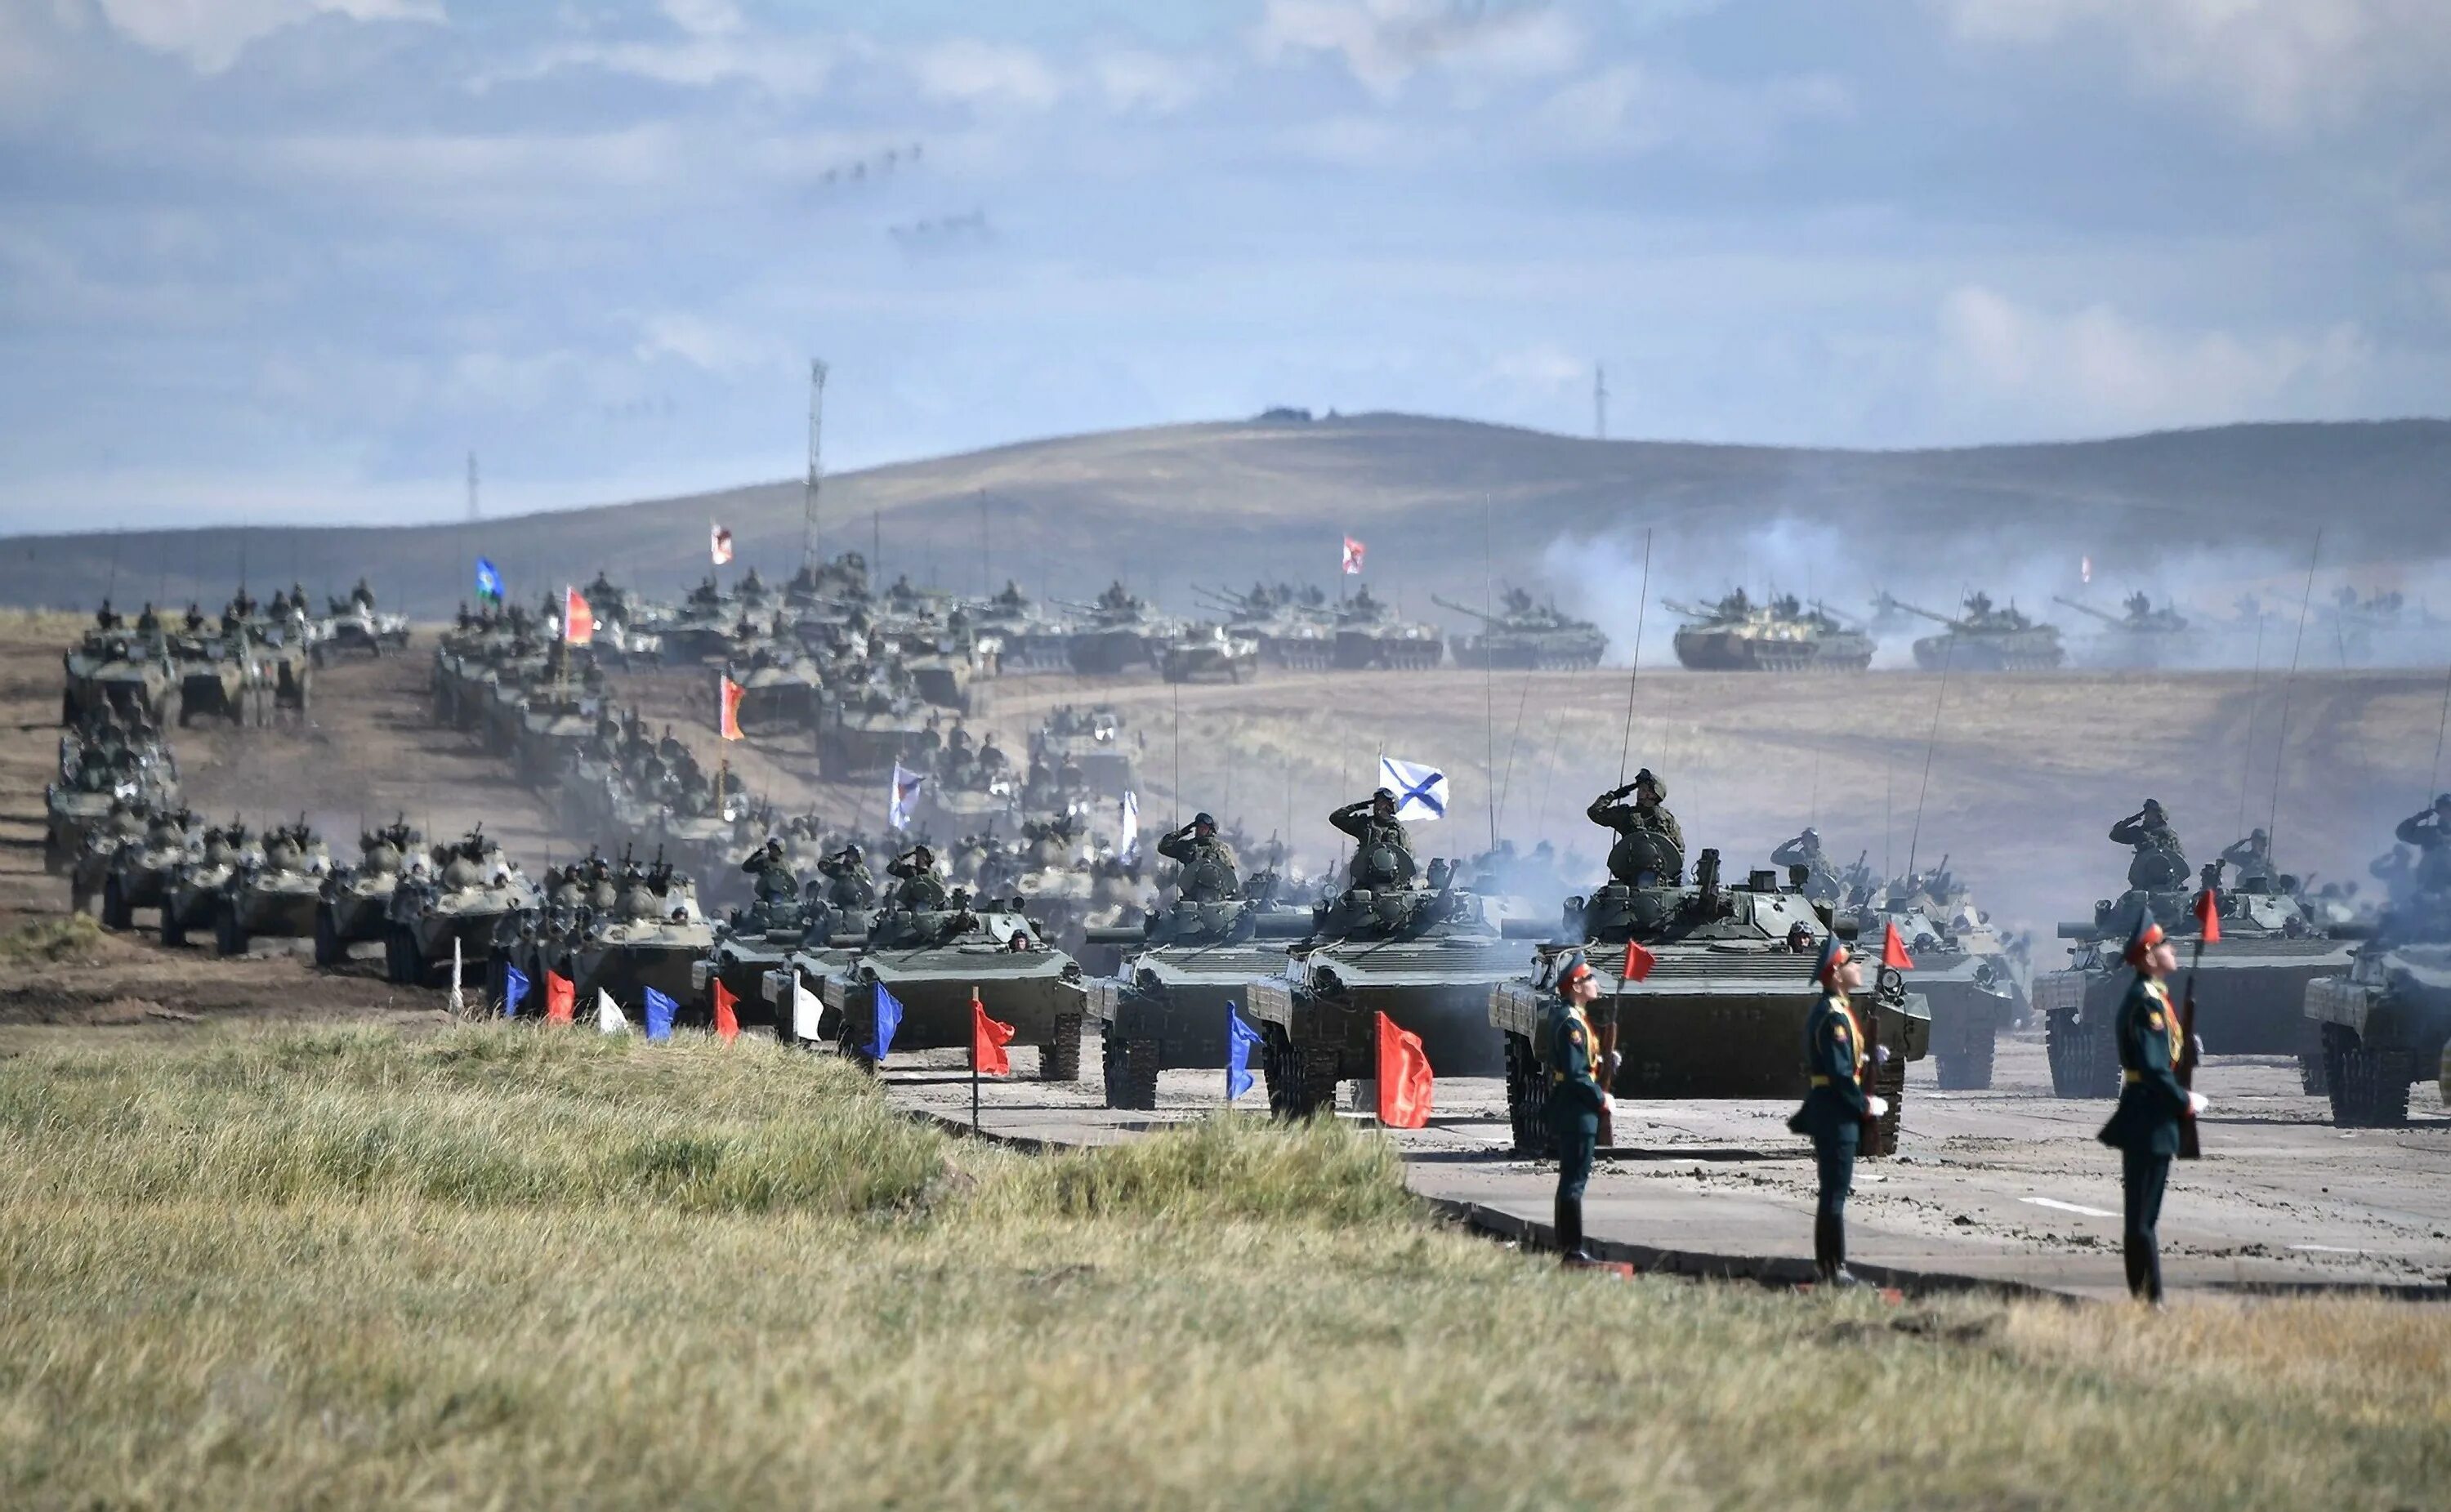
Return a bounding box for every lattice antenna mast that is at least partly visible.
[802,359,829,569]
[466,453,479,521]
[1594,364,1609,442]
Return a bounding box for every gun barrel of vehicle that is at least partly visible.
[2054,921,2098,939]
[1887,598,1956,627]
[2051,595,2123,627]
[1428,593,1503,625]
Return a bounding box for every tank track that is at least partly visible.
[1260,1024,1340,1120]
[1502,1033,1557,1157]
[2045,1008,2120,1099]
[1039,1014,1083,1082]
[2320,1025,2414,1126]
[1100,1030,1160,1110]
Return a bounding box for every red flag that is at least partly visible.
[1375,1011,1433,1128]
[563,587,595,646]
[718,675,745,741]
[1342,535,1365,575]
[971,993,1015,1077]
[712,979,740,1043]
[2194,885,2222,944]
[1620,939,1657,983]
[544,970,575,1024]
[711,523,734,566]
[1881,919,1915,970]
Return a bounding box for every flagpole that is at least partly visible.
[971,981,982,1135]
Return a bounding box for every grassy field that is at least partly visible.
[2,1026,2445,1510]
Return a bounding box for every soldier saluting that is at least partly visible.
[886,843,948,910]
[1545,951,1612,1265]
[2393,793,2451,892]
[1588,768,1685,886]
[2109,799,2189,890]
[1330,788,1416,888]
[741,837,797,905]
[1770,825,1841,902]
[2094,911,2207,1305]
[1157,811,1239,903]
[1788,936,1889,1288]
[2218,828,2275,888]
[818,843,877,908]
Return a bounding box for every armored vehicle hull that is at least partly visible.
[1161,631,1259,685]
[160,854,256,948]
[1843,901,2019,1089]
[216,868,322,957]
[386,879,534,988]
[1672,623,1873,673]
[818,704,933,779]
[1084,902,1310,1108]
[1910,630,2063,671]
[316,874,398,967]
[43,787,113,875]
[824,911,1088,1077]
[100,834,194,930]
[2303,938,2451,1127]
[759,930,872,1046]
[64,641,181,728]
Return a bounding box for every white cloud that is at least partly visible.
[1489,342,1587,388]
[1092,48,1203,114]
[633,312,786,379]
[659,0,743,39]
[92,0,443,74]
[1252,0,1579,101]
[1933,285,2370,433]
[910,38,1062,112]
[1535,60,1850,159]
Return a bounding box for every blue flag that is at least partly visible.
[644,986,677,1043]
[502,965,529,1019]
[1225,1004,1262,1102]
[868,984,904,1062]
[475,557,504,600]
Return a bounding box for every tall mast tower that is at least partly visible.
[1593,364,1609,442]
[801,359,828,569]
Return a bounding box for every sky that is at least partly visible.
[2,0,2448,530]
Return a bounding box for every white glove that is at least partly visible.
[1600,1094,1617,1117]
[2185,1091,2208,1116]
[1865,1095,1890,1118]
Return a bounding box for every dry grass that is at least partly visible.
[1,1025,2444,1510]
[0,913,105,964]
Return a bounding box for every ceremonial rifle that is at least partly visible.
[2177,870,2219,1161]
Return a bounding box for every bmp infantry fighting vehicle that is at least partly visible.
[1841,889,2018,1090]
[1085,886,1313,1109]
[2301,890,2451,1126]
[1160,624,1261,684]
[384,829,536,987]
[2051,593,2199,670]
[528,854,713,1020]
[158,820,264,948]
[822,898,1090,1077]
[1029,706,1135,799]
[1890,592,2065,671]
[316,818,418,967]
[1489,851,1930,1157]
[1331,587,1444,671]
[212,818,329,956]
[178,631,310,725]
[1196,582,1336,671]
[971,581,1074,673]
[691,850,839,1034]
[1061,581,1175,675]
[63,629,181,727]
[95,805,199,930]
[1434,588,1608,671]
[314,582,412,659]
[1667,591,1874,673]
[2037,863,2353,1099]
[818,686,934,778]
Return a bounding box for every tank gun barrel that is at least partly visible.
[2051,595,2123,627]
[1429,593,1506,625]
[1886,598,1957,627]
[1809,599,1864,627]
[1660,599,1708,620]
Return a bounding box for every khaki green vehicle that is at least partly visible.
[384,831,538,988]
[63,629,181,728]
[2302,898,2451,1127]
[65,797,153,913]
[1084,894,1312,1109]
[159,822,265,948]
[212,820,329,956]
[96,805,200,930]
[316,819,418,968]
[821,902,1088,1077]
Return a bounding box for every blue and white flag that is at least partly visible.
[887,762,927,832]
[644,986,677,1043]
[1118,791,1141,865]
[502,964,529,1019]
[868,984,904,1062]
[474,557,504,601]
[1225,1004,1262,1103]
[1377,755,1448,823]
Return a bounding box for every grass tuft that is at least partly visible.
[0,912,105,963]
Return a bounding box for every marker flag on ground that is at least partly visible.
[1118,790,1140,865]
[564,586,596,646]
[1377,755,1448,822]
[870,984,904,1062]
[502,964,529,1019]
[475,557,503,601]
[1374,1010,1433,1129]
[2194,885,2222,944]
[596,988,627,1036]
[712,979,740,1042]
[719,675,745,741]
[711,523,735,566]
[544,970,575,1024]
[791,973,824,1043]
[644,986,676,1042]
[448,937,466,1018]
[1342,535,1365,575]
[971,993,1015,1077]
[1620,939,1657,983]
[1881,919,1916,971]
[887,762,926,831]
[1225,1004,1261,1102]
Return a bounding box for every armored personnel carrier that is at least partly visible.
[2051,592,2199,670]
[1084,886,1313,1109]
[314,584,412,659]
[96,805,199,930]
[1837,890,2017,1089]
[1433,588,1608,671]
[1160,624,1260,684]
[316,818,417,967]
[65,796,153,915]
[1029,705,1135,799]
[1243,875,1524,1119]
[2035,864,2354,1099]
[534,854,714,1020]
[2302,893,2451,1126]
[1196,582,1336,671]
[818,686,934,778]
[1891,592,2065,671]
[758,907,877,1046]
[63,628,181,728]
[971,584,1074,675]
[177,630,306,726]
[694,886,843,1036]
[158,820,263,948]
[1489,856,1927,1157]
[512,685,600,789]
[384,829,537,988]
[1668,591,1874,673]
[661,577,742,663]
[1061,582,1174,674]
[1331,587,1444,671]
[819,898,1090,1076]
[725,640,827,732]
[213,818,329,957]
[44,772,121,877]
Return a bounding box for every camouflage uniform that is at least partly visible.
[1588,776,1685,886]
[1157,819,1240,903]
[1329,798,1414,888]
[2109,805,2189,891]
[2393,800,2451,893]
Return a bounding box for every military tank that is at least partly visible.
[2303,892,2451,1126]
[213,818,328,957]
[1060,582,1174,674]
[1891,592,2065,671]
[1243,870,1525,1119]
[384,829,537,988]
[96,805,199,930]
[316,818,417,967]
[512,685,600,789]
[1837,889,2017,1090]
[661,578,742,663]
[535,854,715,1021]
[158,820,263,948]
[2035,864,2355,1099]
[725,640,827,732]
[1084,886,1314,1109]
[1433,588,1608,671]
[1331,587,1444,671]
[314,585,412,659]
[1668,591,1874,673]
[1159,624,1261,684]
[62,628,181,728]
[1196,582,1336,671]
[967,581,1073,674]
[1487,852,1928,1156]
[2051,592,2200,670]
[821,899,1089,1077]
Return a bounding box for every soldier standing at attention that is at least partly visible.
[2393,793,2451,892]
[2095,912,2207,1305]
[1546,952,1611,1265]
[1156,811,1240,902]
[1788,937,1888,1287]
[1588,768,1685,886]
[1329,788,1415,888]
[2109,799,2189,890]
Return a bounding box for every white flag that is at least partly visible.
[1119,791,1141,865]
[447,936,466,1017]
[792,974,824,1043]
[888,762,927,832]
[711,523,735,566]
[1377,755,1449,823]
[596,988,628,1035]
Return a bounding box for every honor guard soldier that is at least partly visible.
[1158,812,1240,903]
[1546,951,1612,1265]
[1788,937,1889,1287]
[1330,788,1416,888]
[2095,912,2205,1305]
[1588,769,1685,886]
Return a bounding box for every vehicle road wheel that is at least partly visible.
[313,903,342,969]
[101,874,131,931]
[214,900,247,958]
[1039,1014,1083,1082]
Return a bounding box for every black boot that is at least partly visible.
[1556,1196,1591,1264]
[2141,1242,2165,1307]
[1815,1215,1862,1287]
[2122,1238,2149,1300]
